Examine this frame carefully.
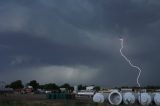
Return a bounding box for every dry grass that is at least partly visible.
[0,94,154,106]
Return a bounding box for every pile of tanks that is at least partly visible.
[93,90,160,105]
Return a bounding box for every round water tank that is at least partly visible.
[108,90,122,105]
[93,93,107,103]
[123,92,135,105]
[138,93,152,106]
[154,93,160,106]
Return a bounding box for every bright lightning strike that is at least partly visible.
[119,38,142,87]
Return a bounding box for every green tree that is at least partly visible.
[94,86,101,91]
[9,80,24,89]
[61,83,74,91]
[61,83,71,89]
[39,85,45,89]
[43,83,59,90]
[27,80,39,90]
[78,84,86,90]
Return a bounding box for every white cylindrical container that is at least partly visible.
[123,92,136,105]
[138,93,152,106]
[154,93,160,106]
[108,90,122,105]
[93,93,108,103]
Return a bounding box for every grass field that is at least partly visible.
[0,94,97,106]
[0,94,154,106]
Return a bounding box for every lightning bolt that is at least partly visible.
[119,38,141,87]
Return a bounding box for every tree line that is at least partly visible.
[5,80,73,91]
[5,80,100,91]
[5,80,159,91]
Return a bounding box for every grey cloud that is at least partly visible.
[0,0,160,87]
[0,65,101,85]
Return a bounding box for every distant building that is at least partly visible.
[156,89,160,92]
[76,85,95,98]
[86,86,94,91]
[76,90,95,98]
[60,88,67,92]
[21,86,33,94]
[121,88,133,92]
[27,86,33,89]
[73,85,78,94]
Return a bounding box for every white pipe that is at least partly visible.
[108,90,122,105]
[138,93,152,106]
[154,93,160,106]
[123,92,136,105]
[93,93,108,103]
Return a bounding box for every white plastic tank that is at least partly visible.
[93,93,108,103]
[123,92,136,105]
[154,93,160,106]
[108,90,122,105]
[138,93,152,105]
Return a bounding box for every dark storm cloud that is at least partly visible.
[0,0,160,87]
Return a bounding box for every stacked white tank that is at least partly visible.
[93,93,108,103]
[138,93,152,105]
[154,93,160,106]
[93,91,160,105]
[123,92,136,105]
[108,90,122,105]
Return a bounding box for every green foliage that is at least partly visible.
[5,85,10,88]
[27,80,39,90]
[60,83,73,91]
[8,80,24,89]
[93,86,100,91]
[43,83,59,90]
[61,83,71,89]
[78,85,86,90]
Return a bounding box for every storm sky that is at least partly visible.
[0,0,160,87]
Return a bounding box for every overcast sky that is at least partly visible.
[0,0,160,87]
